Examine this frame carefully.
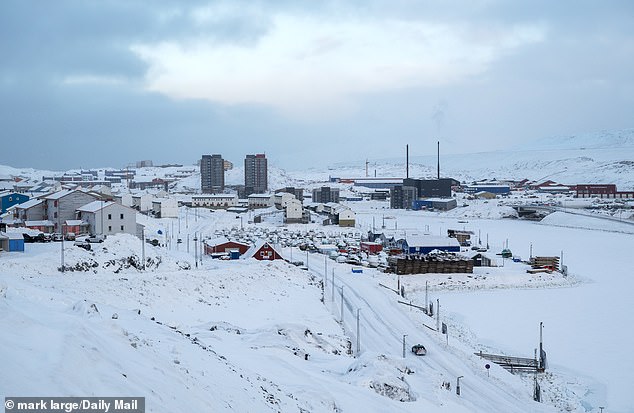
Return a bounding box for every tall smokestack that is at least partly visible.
[437,141,440,179]
[406,144,409,179]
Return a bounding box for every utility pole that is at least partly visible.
[402,334,407,358]
[436,299,440,331]
[340,286,344,323]
[324,254,328,287]
[456,376,464,396]
[60,224,64,273]
[141,229,146,270]
[331,269,335,302]
[425,281,429,313]
[356,309,361,355]
[194,232,198,268]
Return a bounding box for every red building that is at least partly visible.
[574,184,634,199]
[246,241,285,261]
[204,238,250,256]
[360,241,383,254]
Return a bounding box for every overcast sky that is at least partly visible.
[1,1,633,171]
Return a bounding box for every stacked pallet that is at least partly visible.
[530,256,559,271]
[387,253,474,275]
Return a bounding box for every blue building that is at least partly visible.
[411,198,458,211]
[464,185,510,195]
[0,191,30,213]
[399,235,461,255]
[0,232,25,252]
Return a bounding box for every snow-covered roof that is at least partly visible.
[14,199,43,209]
[404,235,460,247]
[43,189,74,200]
[244,240,286,260]
[0,231,24,240]
[65,220,85,226]
[76,201,114,213]
[248,194,272,199]
[25,220,54,227]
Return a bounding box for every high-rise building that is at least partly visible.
[390,185,417,209]
[244,154,268,195]
[200,154,225,194]
[312,186,340,204]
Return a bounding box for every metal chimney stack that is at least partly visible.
[406,144,409,179]
[437,141,440,179]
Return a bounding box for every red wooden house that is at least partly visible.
[245,240,285,261]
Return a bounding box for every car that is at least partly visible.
[74,240,91,250]
[86,234,106,243]
[52,233,63,242]
[64,232,76,241]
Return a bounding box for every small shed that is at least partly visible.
[0,232,25,252]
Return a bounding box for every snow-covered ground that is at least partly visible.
[2,200,634,412]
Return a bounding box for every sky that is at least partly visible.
[1,0,633,171]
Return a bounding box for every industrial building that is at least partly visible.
[201,154,225,194]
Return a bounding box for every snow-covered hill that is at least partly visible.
[289,129,634,189]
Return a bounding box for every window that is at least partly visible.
[120,225,124,231]
[108,214,112,220]
[53,212,57,218]
[108,226,112,231]
[120,213,124,219]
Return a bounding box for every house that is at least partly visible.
[43,189,101,233]
[24,220,55,233]
[399,235,461,255]
[192,194,238,209]
[337,208,356,227]
[245,240,285,261]
[152,198,179,218]
[248,194,273,209]
[13,198,45,222]
[274,192,296,209]
[204,237,251,256]
[76,201,137,236]
[0,232,25,252]
[132,193,154,212]
[0,192,30,214]
[284,199,304,223]
[62,219,88,236]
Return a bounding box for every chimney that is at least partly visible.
[406,144,409,179]
[437,141,440,180]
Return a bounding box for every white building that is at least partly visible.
[248,194,273,209]
[152,198,178,218]
[132,193,154,213]
[284,199,303,223]
[274,192,296,209]
[192,194,238,209]
[76,201,137,236]
[337,208,356,227]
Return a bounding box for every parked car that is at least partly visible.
[64,232,76,241]
[74,240,91,250]
[86,234,106,243]
[52,233,63,242]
